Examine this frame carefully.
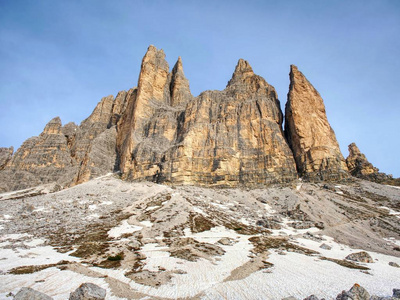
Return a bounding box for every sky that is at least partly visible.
[0,0,399,177]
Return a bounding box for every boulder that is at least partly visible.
[14,287,53,300]
[336,283,370,300]
[345,251,373,263]
[69,283,106,300]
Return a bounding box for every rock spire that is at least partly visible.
[284,65,348,181]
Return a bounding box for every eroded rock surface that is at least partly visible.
[14,287,53,300]
[0,46,363,191]
[118,50,297,186]
[69,283,106,300]
[285,65,348,181]
[0,146,13,170]
[0,117,78,192]
[346,143,398,185]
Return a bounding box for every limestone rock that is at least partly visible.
[0,46,364,191]
[75,126,118,184]
[0,117,78,192]
[346,143,396,184]
[14,287,53,300]
[69,283,106,300]
[319,243,332,250]
[71,95,115,163]
[304,296,319,300]
[336,284,370,300]
[117,46,193,181]
[345,251,373,263]
[170,56,193,107]
[165,59,297,186]
[389,262,400,268]
[285,65,348,181]
[117,50,297,186]
[0,146,13,170]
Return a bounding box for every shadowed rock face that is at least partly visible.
[284,65,348,181]
[0,46,360,192]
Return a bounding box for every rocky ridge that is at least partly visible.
[0,46,396,192]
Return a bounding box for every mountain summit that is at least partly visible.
[0,46,396,192]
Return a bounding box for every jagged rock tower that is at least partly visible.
[284,65,348,180]
[0,46,355,192]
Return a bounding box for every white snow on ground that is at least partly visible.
[100,201,113,206]
[0,237,79,273]
[192,206,207,215]
[139,220,153,227]
[1,226,399,299]
[86,213,100,220]
[270,217,320,236]
[384,237,400,247]
[88,204,97,211]
[202,250,400,299]
[379,206,400,217]
[389,185,400,190]
[107,220,142,238]
[0,233,30,241]
[32,207,49,213]
[263,203,276,216]
[89,226,253,299]
[0,268,115,300]
[145,206,160,211]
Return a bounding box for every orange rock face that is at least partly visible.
[117,48,297,186]
[284,65,348,180]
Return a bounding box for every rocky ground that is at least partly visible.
[0,174,399,299]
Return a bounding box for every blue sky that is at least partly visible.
[0,0,399,176]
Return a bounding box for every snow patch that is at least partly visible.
[108,220,142,238]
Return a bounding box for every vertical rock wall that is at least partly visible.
[284,65,348,181]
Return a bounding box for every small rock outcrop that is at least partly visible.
[14,287,53,300]
[346,143,398,185]
[336,284,370,300]
[285,65,348,181]
[69,283,106,300]
[345,251,374,263]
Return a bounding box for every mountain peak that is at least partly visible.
[227,59,254,86]
[42,117,62,135]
